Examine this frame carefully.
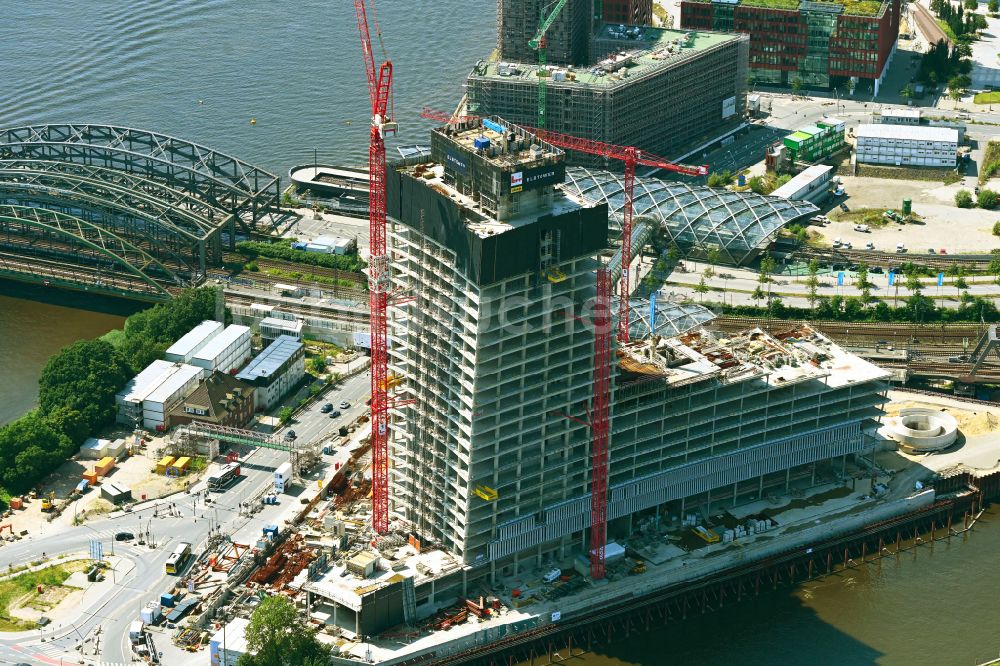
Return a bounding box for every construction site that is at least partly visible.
[467,0,749,166]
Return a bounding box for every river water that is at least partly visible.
[1,2,999,664]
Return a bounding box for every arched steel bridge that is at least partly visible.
[0,124,284,301]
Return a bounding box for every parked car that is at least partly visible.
[853,224,870,233]
[842,241,852,249]
[840,202,850,212]
[927,248,936,254]
[939,249,948,255]
[896,243,907,253]
[865,242,876,250]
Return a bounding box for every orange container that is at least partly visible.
[9,497,22,510]
[83,471,98,485]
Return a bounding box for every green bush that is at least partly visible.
[993,221,1000,237]
[979,188,999,209]
[236,241,366,273]
[955,189,974,208]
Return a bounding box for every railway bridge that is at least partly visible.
[0,124,284,301]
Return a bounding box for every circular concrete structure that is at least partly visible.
[888,408,959,452]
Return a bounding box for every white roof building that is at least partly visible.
[164,320,223,363]
[855,124,957,142]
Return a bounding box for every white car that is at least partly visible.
[842,240,852,250]
[853,224,870,233]
[896,243,907,253]
[865,242,875,250]
[542,568,562,583]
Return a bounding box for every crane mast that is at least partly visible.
[355,0,396,534]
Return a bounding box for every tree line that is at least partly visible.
[0,287,220,497]
[236,240,367,274]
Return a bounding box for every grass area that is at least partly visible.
[253,266,362,290]
[827,207,921,227]
[740,0,800,8]
[937,19,959,42]
[981,140,1000,185]
[974,91,1000,105]
[187,456,208,473]
[0,561,89,631]
[99,329,126,348]
[842,0,883,15]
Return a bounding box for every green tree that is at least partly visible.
[238,596,331,666]
[751,285,765,305]
[978,188,999,209]
[791,76,803,94]
[955,189,974,208]
[949,83,964,108]
[805,259,821,311]
[695,276,709,301]
[900,83,915,102]
[955,273,970,297]
[965,0,978,9]
[0,413,70,493]
[667,243,682,263]
[991,0,999,13]
[990,249,1000,284]
[307,356,327,375]
[855,262,875,304]
[38,339,131,434]
[905,271,924,298]
[278,407,294,424]
[707,170,734,187]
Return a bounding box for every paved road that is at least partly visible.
[0,372,370,666]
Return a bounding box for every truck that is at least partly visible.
[274,462,292,494]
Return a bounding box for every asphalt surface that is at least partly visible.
[0,372,370,666]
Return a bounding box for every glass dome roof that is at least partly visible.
[562,167,819,265]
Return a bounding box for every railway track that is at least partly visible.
[226,292,369,324]
[793,246,993,272]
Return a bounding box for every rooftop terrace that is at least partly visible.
[688,0,886,16]
[472,28,740,87]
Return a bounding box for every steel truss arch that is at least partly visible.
[0,205,182,296]
[0,159,233,240]
[0,124,281,235]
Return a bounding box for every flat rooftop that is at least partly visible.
[688,0,888,17]
[881,108,921,119]
[144,363,202,404]
[117,359,176,404]
[856,123,959,143]
[164,320,223,359]
[236,335,303,382]
[619,324,889,389]
[771,164,833,199]
[305,545,462,611]
[399,162,583,238]
[191,324,250,363]
[473,28,740,87]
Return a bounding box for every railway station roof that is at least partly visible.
[561,168,818,265]
[617,298,717,340]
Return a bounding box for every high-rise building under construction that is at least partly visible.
[472,0,749,166]
[386,116,890,575]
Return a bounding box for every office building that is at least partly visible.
[468,27,749,166]
[680,0,901,94]
[190,324,252,375]
[235,335,306,410]
[385,117,887,572]
[855,124,958,167]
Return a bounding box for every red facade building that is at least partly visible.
[680,0,900,94]
[602,0,654,25]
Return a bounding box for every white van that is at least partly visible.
[542,568,562,583]
[896,243,907,253]
[853,224,869,232]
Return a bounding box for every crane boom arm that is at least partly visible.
[530,128,709,176]
[354,0,379,112]
[529,0,571,49]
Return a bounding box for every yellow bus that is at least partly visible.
[165,541,192,575]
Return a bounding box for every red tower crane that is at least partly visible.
[355,0,396,535]
[528,129,708,343]
[590,267,612,580]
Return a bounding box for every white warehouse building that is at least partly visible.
[855,124,958,167]
[142,363,203,431]
[190,324,252,375]
[116,359,177,425]
[164,320,223,363]
[235,335,305,410]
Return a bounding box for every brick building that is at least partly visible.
[680,0,900,94]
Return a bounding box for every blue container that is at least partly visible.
[737,174,746,187]
[263,524,279,536]
[473,137,491,150]
[160,593,175,608]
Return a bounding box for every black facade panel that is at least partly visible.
[389,167,609,287]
